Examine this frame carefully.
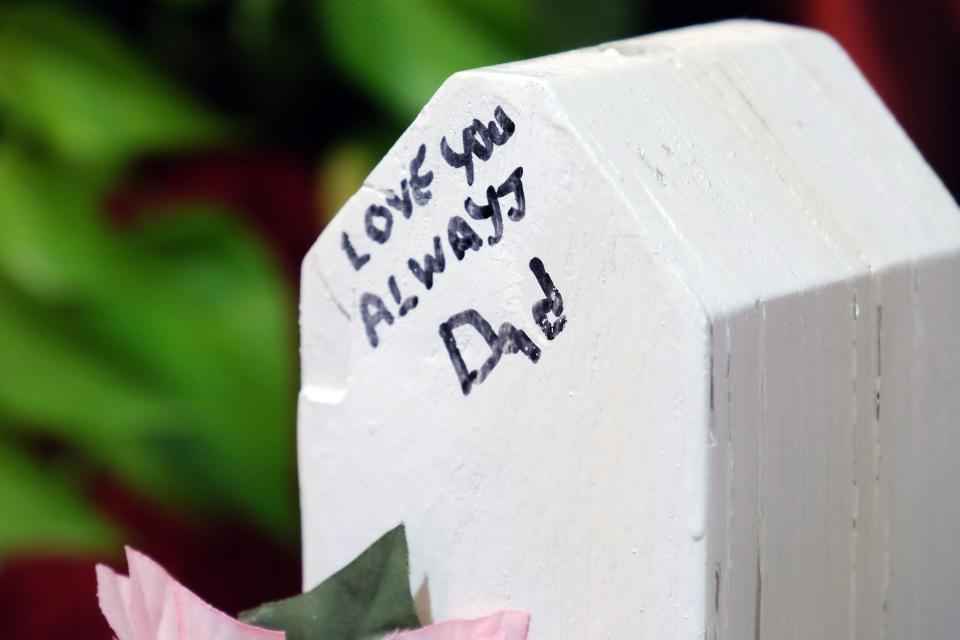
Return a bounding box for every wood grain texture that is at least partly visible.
[298,21,960,639]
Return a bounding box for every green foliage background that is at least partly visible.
[0,0,634,561]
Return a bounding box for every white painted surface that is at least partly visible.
[298,20,960,639]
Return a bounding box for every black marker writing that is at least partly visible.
[529,257,566,340]
[388,276,419,317]
[408,236,446,289]
[441,106,516,186]
[385,144,434,218]
[438,309,541,396]
[342,232,370,271]
[439,257,568,395]
[360,292,394,348]
[465,185,503,245]
[347,106,524,350]
[361,164,527,349]
[497,166,525,221]
[464,166,525,246]
[342,144,434,269]
[365,205,394,244]
[447,216,484,261]
[385,181,412,219]
[409,143,433,205]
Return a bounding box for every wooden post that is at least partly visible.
[298,20,960,639]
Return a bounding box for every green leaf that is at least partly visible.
[98,209,297,535]
[0,150,188,500]
[314,0,639,121]
[232,0,283,50]
[0,147,295,539]
[0,281,178,453]
[0,439,118,560]
[524,0,640,52]
[0,3,226,166]
[315,0,522,119]
[240,525,420,639]
[0,145,115,302]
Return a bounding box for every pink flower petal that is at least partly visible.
[125,547,176,639]
[172,581,285,640]
[96,547,285,640]
[384,610,530,640]
[96,564,136,640]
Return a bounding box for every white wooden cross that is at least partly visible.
[297,20,960,639]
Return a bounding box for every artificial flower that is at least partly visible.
[384,610,530,640]
[96,546,284,640]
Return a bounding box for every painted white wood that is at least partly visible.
[297,20,960,639]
